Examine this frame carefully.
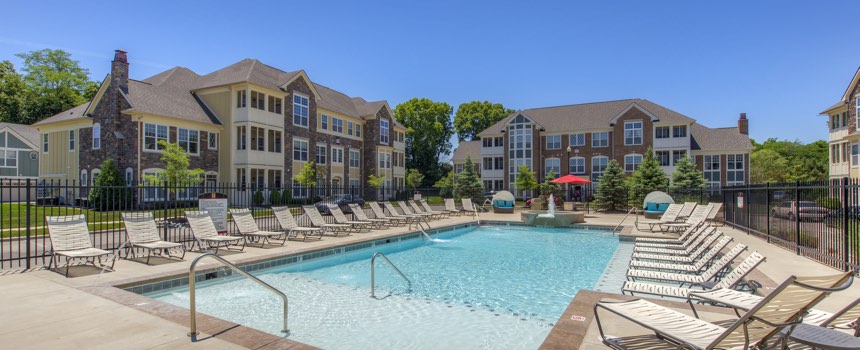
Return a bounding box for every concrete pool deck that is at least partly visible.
[0,210,856,349]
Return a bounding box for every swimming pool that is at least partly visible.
[145,225,621,349]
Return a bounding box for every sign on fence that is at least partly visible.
[199,192,228,234]
[737,192,744,209]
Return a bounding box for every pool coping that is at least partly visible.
[93,220,628,350]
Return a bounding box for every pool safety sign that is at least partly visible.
[199,192,228,234]
[737,192,744,209]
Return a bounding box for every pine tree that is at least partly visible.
[453,157,483,204]
[627,147,669,208]
[594,159,627,211]
[671,156,705,190]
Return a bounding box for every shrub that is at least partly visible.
[269,189,281,205]
[816,196,840,210]
[88,159,131,211]
[253,190,264,206]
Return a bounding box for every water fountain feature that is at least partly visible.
[537,194,556,218]
[521,194,584,226]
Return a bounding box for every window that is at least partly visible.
[267,95,282,114]
[347,122,354,136]
[178,128,199,154]
[494,180,504,191]
[507,115,533,186]
[349,149,360,168]
[656,150,670,166]
[592,132,608,147]
[591,157,608,182]
[208,132,217,150]
[378,152,391,169]
[483,138,492,147]
[68,130,75,151]
[125,168,133,186]
[455,163,464,173]
[546,135,561,149]
[206,173,218,191]
[237,168,247,189]
[672,150,687,165]
[91,169,101,186]
[853,144,859,166]
[292,179,308,198]
[494,157,504,170]
[250,127,265,151]
[144,124,167,151]
[332,147,344,163]
[250,168,265,188]
[673,125,687,138]
[727,154,745,185]
[293,139,308,161]
[856,98,860,127]
[0,150,16,167]
[624,154,642,172]
[293,93,309,127]
[268,130,282,153]
[321,115,328,130]
[380,119,389,144]
[142,171,166,200]
[495,137,503,147]
[92,123,101,149]
[355,124,361,137]
[655,126,670,139]
[843,112,848,129]
[545,158,560,176]
[80,170,88,186]
[332,118,343,133]
[349,179,360,188]
[624,121,643,145]
[267,170,281,187]
[483,157,493,170]
[569,133,585,146]
[315,144,327,164]
[236,90,246,108]
[568,157,585,174]
[832,115,839,129]
[250,91,265,110]
[42,134,48,153]
[236,126,246,150]
[703,155,721,187]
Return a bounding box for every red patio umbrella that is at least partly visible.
[550,174,591,184]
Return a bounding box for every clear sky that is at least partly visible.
[2,0,858,160]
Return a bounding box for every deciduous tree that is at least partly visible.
[393,98,453,186]
[513,165,538,201]
[88,159,131,210]
[0,61,28,123]
[142,140,204,193]
[15,49,97,124]
[453,101,513,141]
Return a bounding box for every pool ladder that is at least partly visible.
[187,253,289,338]
[370,252,412,298]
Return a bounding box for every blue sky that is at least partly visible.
[2,0,858,160]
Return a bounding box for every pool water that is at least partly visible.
[147,225,620,349]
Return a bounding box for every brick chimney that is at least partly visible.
[737,112,748,135]
[111,50,129,94]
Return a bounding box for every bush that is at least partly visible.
[253,190,264,206]
[816,197,840,210]
[269,189,281,205]
[88,159,132,211]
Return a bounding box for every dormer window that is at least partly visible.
[672,125,687,138]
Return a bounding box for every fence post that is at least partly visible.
[765,182,770,243]
[163,182,169,240]
[842,177,850,271]
[25,179,32,269]
[795,180,801,255]
[746,182,751,233]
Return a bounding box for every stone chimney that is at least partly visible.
[737,112,748,135]
[111,50,129,94]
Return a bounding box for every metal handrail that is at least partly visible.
[370,252,412,298]
[612,207,636,234]
[187,253,289,337]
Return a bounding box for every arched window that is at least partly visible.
[80,169,88,186]
[91,169,101,185]
[125,168,133,186]
[92,123,101,149]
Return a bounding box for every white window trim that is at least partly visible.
[178,128,200,156]
[332,146,344,164]
[545,135,561,150]
[544,157,560,176]
[92,123,101,150]
[42,134,48,154]
[293,138,309,162]
[80,169,88,186]
[568,156,585,174]
[143,123,169,153]
[624,153,643,172]
[208,132,217,150]
[568,133,585,147]
[69,130,75,152]
[125,168,134,186]
[292,92,310,128]
[592,132,609,148]
[380,119,390,145]
[315,143,327,165]
[591,156,609,180]
[624,120,643,146]
[349,149,361,168]
[91,169,101,186]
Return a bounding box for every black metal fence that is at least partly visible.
[0,179,441,270]
[721,179,859,272]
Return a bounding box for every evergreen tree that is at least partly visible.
[453,157,483,204]
[594,159,627,211]
[539,170,564,204]
[88,159,131,211]
[433,170,454,198]
[671,157,705,190]
[513,164,538,201]
[627,147,669,208]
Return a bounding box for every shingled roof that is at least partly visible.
[0,122,39,147]
[477,99,695,136]
[126,67,220,125]
[451,140,481,163]
[690,123,752,151]
[33,103,89,126]
[193,59,300,91]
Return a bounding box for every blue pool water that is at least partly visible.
[147,225,620,349]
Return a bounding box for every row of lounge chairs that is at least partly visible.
[44,198,477,276]
[595,204,860,348]
[637,201,722,232]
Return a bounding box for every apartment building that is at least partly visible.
[453,99,752,193]
[33,50,407,201]
[821,67,860,180]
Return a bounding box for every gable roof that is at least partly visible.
[0,122,39,148]
[33,103,89,126]
[451,140,481,163]
[840,66,860,103]
[125,67,221,125]
[690,123,752,151]
[193,59,300,91]
[477,98,695,136]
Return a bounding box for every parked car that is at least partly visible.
[772,190,790,201]
[832,206,860,219]
[314,194,365,214]
[771,201,829,221]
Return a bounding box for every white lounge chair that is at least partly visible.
[705,202,723,226]
[675,201,698,220]
[329,205,373,233]
[633,225,715,251]
[635,203,684,231]
[46,214,116,277]
[627,239,739,287]
[271,206,323,241]
[348,204,388,229]
[398,201,433,219]
[229,208,288,247]
[622,249,761,299]
[185,211,244,253]
[121,212,186,265]
[302,205,351,236]
[410,200,445,219]
[634,221,704,245]
[629,237,737,274]
[461,198,478,214]
[369,202,410,225]
[596,272,852,349]
[631,229,719,259]
[659,204,712,232]
[444,198,462,216]
[383,202,424,221]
